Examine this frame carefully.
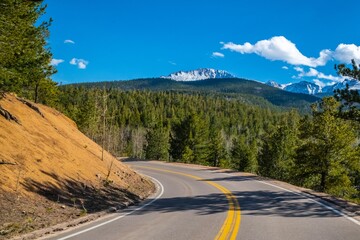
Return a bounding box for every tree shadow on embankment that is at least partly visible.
[21,170,141,213]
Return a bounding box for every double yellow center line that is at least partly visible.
[136,165,241,240]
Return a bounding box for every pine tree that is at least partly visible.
[170,113,209,163]
[231,135,258,173]
[259,110,300,181]
[145,126,170,160]
[295,97,360,197]
[0,0,57,102]
[208,129,226,167]
[334,59,360,122]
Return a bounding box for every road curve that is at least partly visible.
[46,160,360,240]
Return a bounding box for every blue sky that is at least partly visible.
[45,0,359,85]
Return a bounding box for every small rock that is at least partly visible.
[108,207,117,212]
[61,205,66,209]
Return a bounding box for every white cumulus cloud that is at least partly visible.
[333,43,360,63]
[78,62,87,69]
[282,66,289,70]
[64,39,75,44]
[70,58,89,69]
[212,52,225,58]
[221,36,332,67]
[50,58,64,66]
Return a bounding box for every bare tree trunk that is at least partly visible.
[101,88,108,161]
[34,82,39,103]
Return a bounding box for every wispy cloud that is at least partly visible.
[294,67,344,82]
[50,58,64,66]
[70,58,89,69]
[282,66,289,70]
[168,61,177,66]
[64,39,75,44]
[212,52,225,58]
[221,36,331,67]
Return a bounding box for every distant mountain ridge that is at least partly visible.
[266,79,360,96]
[72,76,319,110]
[161,68,235,81]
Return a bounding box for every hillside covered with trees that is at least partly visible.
[74,77,319,110]
[1,0,359,208]
[57,85,360,203]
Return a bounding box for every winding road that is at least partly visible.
[46,160,360,240]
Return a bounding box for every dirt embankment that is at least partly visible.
[0,94,154,239]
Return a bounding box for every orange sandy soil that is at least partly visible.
[0,94,154,239]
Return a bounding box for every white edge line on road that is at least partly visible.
[239,176,360,226]
[57,175,164,240]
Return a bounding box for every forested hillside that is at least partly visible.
[72,77,319,109]
[58,86,360,203]
[1,0,359,210]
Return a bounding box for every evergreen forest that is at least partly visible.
[57,86,360,203]
[1,0,359,203]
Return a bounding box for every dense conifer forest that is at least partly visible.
[1,0,359,203]
[57,86,360,203]
[73,77,319,109]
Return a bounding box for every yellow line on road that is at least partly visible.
[136,165,241,240]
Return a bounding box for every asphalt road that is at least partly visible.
[46,160,360,240]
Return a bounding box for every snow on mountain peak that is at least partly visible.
[265,80,286,89]
[161,68,235,81]
[266,79,360,96]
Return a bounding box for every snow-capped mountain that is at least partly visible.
[266,79,360,96]
[266,80,320,94]
[322,79,360,92]
[161,68,235,81]
[265,80,286,89]
[284,81,321,95]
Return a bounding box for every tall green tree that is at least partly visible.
[334,59,360,122]
[295,97,360,197]
[259,110,300,181]
[0,0,57,103]
[170,113,209,163]
[145,125,170,160]
[207,129,226,167]
[231,135,258,173]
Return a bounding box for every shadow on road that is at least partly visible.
[129,186,339,218]
[195,175,340,218]
[199,175,259,182]
[231,190,339,218]
[23,170,340,219]
[132,192,229,216]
